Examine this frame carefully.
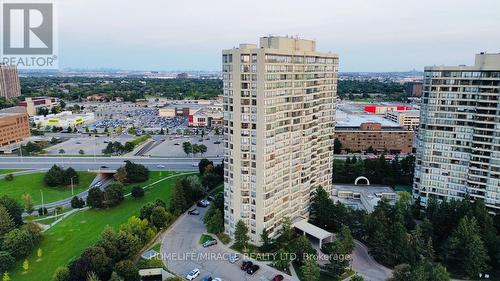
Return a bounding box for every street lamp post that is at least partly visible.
[71,176,75,195]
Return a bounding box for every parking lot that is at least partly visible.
[146,134,224,157]
[160,206,295,281]
[45,134,135,155]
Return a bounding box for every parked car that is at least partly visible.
[228,253,239,263]
[188,209,200,215]
[186,268,200,280]
[272,274,284,281]
[201,276,213,281]
[240,261,252,271]
[197,200,210,207]
[174,143,180,145]
[213,141,221,144]
[246,264,260,275]
[202,239,217,247]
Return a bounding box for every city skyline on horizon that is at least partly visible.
[48,0,500,72]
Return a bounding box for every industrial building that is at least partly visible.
[32,111,95,127]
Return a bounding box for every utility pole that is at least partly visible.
[40,190,44,215]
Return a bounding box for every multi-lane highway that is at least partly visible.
[0,156,223,171]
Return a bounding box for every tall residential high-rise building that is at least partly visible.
[0,65,21,99]
[222,36,338,243]
[414,53,500,212]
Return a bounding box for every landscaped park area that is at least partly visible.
[0,172,96,204]
[6,170,190,281]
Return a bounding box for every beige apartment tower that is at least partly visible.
[222,36,338,243]
[0,65,21,99]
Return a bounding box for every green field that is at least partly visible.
[0,169,25,175]
[0,172,96,204]
[9,171,188,281]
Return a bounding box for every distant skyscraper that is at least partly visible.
[222,36,338,243]
[414,53,500,211]
[0,65,21,99]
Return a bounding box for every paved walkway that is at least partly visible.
[351,240,392,281]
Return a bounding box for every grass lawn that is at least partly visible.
[0,172,96,204]
[9,171,188,281]
[0,169,25,175]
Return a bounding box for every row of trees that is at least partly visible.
[114,161,149,184]
[86,183,125,209]
[310,186,500,280]
[44,165,79,187]
[182,142,207,157]
[0,195,43,273]
[102,136,151,155]
[333,155,415,186]
[53,216,157,281]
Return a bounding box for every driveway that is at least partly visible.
[351,240,392,281]
[160,206,295,281]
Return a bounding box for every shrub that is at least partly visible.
[0,251,15,273]
[131,186,144,198]
[71,196,85,208]
[38,207,48,216]
[4,174,14,181]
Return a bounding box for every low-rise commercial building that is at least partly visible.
[32,111,94,127]
[332,183,399,213]
[0,107,30,152]
[18,97,60,116]
[364,104,410,115]
[0,64,21,99]
[188,104,223,127]
[335,122,414,154]
[385,110,420,130]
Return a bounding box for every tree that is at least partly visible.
[443,216,489,278]
[121,161,149,183]
[114,260,139,281]
[71,196,86,208]
[103,183,124,207]
[44,165,64,187]
[0,251,15,274]
[198,159,213,175]
[260,228,274,252]
[198,144,207,156]
[301,257,320,281]
[22,259,29,272]
[3,229,34,259]
[170,181,188,215]
[87,187,104,208]
[182,142,192,156]
[114,167,128,183]
[150,206,173,229]
[0,205,14,235]
[234,220,249,249]
[310,187,334,230]
[2,273,10,281]
[291,235,316,265]
[131,186,144,198]
[272,248,290,271]
[0,196,23,226]
[204,208,224,234]
[63,167,79,186]
[278,217,294,242]
[52,266,70,281]
[86,272,101,281]
[97,227,140,262]
[109,272,123,281]
[333,138,342,154]
[81,246,112,280]
[119,216,156,245]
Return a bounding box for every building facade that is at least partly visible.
[335,122,414,154]
[18,97,60,116]
[0,65,21,99]
[385,110,420,130]
[222,36,338,243]
[0,107,30,152]
[414,53,500,212]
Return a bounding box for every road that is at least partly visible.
[0,156,223,171]
[160,206,295,281]
[351,240,392,281]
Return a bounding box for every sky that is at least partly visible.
[57,0,500,72]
